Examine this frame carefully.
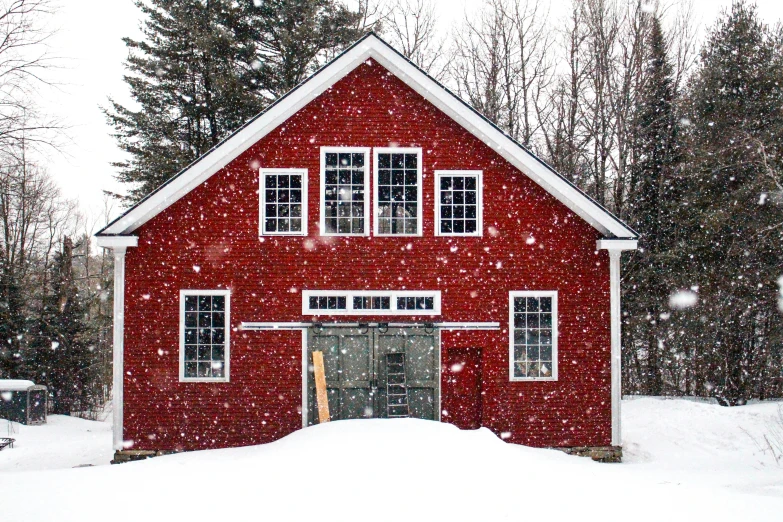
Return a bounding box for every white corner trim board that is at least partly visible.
[597,238,636,447]
[111,247,128,450]
[95,236,138,450]
[96,34,636,240]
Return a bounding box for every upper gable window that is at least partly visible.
[374,148,422,236]
[321,147,370,236]
[435,171,482,236]
[260,169,307,236]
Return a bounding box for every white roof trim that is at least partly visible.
[95,235,139,249]
[596,239,638,251]
[98,34,636,239]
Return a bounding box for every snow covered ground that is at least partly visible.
[0,398,782,521]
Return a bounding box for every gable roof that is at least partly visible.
[97,32,636,239]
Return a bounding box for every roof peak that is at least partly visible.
[98,32,635,240]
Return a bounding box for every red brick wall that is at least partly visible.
[122,59,611,452]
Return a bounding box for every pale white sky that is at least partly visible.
[40,0,783,225]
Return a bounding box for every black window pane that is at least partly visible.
[326,153,338,167]
[185,296,198,311]
[185,312,197,328]
[290,175,302,189]
[212,312,225,328]
[527,298,539,312]
[540,297,552,313]
[378,154,390,168]
[278,175,289,188]
[404,154,417,169]
[265,175,277,188]
[212,345,225,361]
[265,218,277,232]
[391,154,404,168]
[337,296,346,309]
[212,296,225,311]
[352,153,364,167]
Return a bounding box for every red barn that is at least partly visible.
[96,33,637,463]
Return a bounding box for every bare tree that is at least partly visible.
[537,1,592,185]
[384,0,446,79]
[0,0,61,155]
[449,0,553,147]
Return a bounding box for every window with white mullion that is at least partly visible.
[260,169,307,236]
[374,148,422,236]
[321,148,369,236]
[509,291,557,381]
[435,171,482,236]
[180,290,230,382]
[302,290,440,315]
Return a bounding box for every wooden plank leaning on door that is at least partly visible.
[312,350,330,423]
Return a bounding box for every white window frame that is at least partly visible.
[320,147,371,236]
[373,147,423,237]
[259,168,308,237]
[179,289,231,383]
[302,290,441,316]
[434,170,483,237]
[509,290,558,382]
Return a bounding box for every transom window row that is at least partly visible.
[303,290,441,315]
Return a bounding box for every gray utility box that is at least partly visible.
[0,380,47,425]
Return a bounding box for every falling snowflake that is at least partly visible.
[669,290,698,310]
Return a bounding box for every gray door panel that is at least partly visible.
[308,326,439,424]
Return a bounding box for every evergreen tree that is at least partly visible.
[681,1,783,404]
[0,252,25,378]
[106,0,264,203]
[29,238,95,414]
[623,15,682,396]
[107,0,369,204]
[247,0,367,98]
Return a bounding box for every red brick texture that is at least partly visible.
[121,59,612,452]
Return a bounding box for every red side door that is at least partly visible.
[441,348,483,429]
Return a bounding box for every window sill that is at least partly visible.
[179,377,230,383]
[509,376,558,382]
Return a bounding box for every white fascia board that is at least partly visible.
[100,34,635,239]
[95,236,139,249]
[596,239,638,251]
